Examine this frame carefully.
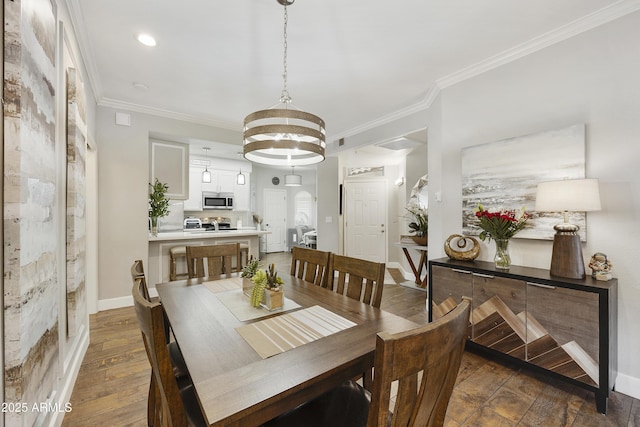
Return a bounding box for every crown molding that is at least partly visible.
[98,98,242,131]
[328,85,440,143]
[67,0,640,141]
[65,0,104,101]
[437,0,640,89]
[335,0,640,141]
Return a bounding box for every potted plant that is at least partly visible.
[149,178,170,236]
[241,258,261,296]
[406,203,428,246]
[249,263,284,310]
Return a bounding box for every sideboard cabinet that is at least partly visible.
[428,257,617,414]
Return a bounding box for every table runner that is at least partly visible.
[215,290,302,322]
[202,277,243,293]
[236,305,357,359]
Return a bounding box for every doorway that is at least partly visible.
[344,180,387,263]
[263,188,287,252]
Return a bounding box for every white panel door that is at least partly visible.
[345,180,387,263]
[263,189,287,253]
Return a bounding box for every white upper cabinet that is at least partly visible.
[203,170,236,193]
[234,174,250,211]
[150,139,189,200]
[184,157,252,212]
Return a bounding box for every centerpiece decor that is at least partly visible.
[474,204,529,270]
[241,258,261,296]
[249,263,284,310]
[148,178,170,236]
[406,204,428,246]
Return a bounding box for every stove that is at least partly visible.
[201,217,236,231]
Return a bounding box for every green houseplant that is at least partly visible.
[406,204,428,245]
[149,178,170,236]
[250,263,284,309]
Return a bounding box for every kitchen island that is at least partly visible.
[148,229,270,288]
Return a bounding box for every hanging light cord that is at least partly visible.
[280,2,292,106]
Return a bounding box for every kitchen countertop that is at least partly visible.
[148,229,270,242]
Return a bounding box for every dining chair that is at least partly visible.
[185,243,241,278]
[264,298,472,427]
[133,278,207,427]
[131,260,190,427]
[290,246,331,288]
[326,254,385,308]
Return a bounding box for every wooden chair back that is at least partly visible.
[131,259,151,300]
[327,254,385,308]
[186,243,240,278]
[290,246,331,288]
[133,278,191,427]
[367,298,471,427]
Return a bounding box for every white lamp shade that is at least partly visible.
[535,179,601,212]
[284,173,302,186]
[237,171,246,185]
[202,169,212,183]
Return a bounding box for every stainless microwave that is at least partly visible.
[202,192,234,210]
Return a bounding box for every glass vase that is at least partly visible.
[150,216,159,236]
[494,238,511,270]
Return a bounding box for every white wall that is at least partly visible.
[95,106,242,302]
[430,11,640,398]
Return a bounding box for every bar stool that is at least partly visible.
[169,246,189,281]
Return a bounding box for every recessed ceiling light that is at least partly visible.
[136,33,156,47]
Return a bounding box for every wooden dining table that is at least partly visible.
[156,272,419,426]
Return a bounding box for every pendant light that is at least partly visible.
[284,166,302,186]
[243,0,325,166]
[237,168,246,185]
[202,147,212,183]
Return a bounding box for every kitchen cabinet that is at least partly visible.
[428,258,617,414]
[150,139,189,199]
[184,166,251,212]
[202,170,236,193]
[233,175,250,211]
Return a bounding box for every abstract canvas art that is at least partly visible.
[461,124,586,241]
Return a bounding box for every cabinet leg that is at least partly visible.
[595,392,608,414]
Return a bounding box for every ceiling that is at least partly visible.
[69,0,627,150]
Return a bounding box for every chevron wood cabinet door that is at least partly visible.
[428,258,617,415]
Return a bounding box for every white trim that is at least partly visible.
[97,288,159,312]
[332,0,640,143]
[97,295,132,311]
[66,1,640,143]
[614,372,640,400]
[48,328,89,427]
[99,97,240,130]
[437,0,640,89]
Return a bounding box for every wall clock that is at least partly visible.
[272,176,280,185]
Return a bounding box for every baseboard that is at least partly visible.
[97,288,159,312]
[386,261,401,269]
[97,295,133,311]
[49,327,89,427]
[615,372,640,400]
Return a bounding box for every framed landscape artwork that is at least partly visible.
[461,124,586,241]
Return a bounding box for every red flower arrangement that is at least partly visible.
[474,204,529,242]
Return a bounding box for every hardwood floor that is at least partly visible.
[63,252,639,426]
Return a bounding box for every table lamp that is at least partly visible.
[535,178,601,279]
